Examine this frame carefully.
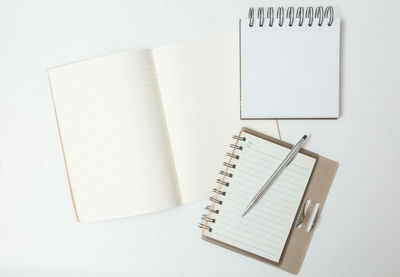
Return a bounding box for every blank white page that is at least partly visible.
[205,131,316,262]
[241,18,340,118]
[49,51,180,223]
[152,33,280,203]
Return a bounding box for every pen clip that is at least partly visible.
[286,135,307,167]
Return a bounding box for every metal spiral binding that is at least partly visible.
[209,197,223,205]
[297,7,304,26]
[277,7,284,26]
[198,223,212,232]
[232,135,246,141]
[248,6,335,27]
[213,188,226,196]
[198,133,246,232]
[223,161,236,168]
[287,7,295,26]
[201,214,216,223]
[305,7,314,26]
[226,152,240,159]
[249,7,254,27]
[219,170,233,177]
[205,205,220,214]
[216,179,229,187]
[230,143,243,150]
[315,6,324,26]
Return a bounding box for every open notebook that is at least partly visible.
[48,33,280,223]
[200,128,338,273]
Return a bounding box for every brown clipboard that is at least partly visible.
[202,127,339,274]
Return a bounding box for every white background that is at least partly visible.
[1,0,399,276]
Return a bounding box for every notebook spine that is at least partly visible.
[248,6,334,27]
[198,133,246,233]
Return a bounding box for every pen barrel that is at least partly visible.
[243,136,307,215]
[258,138,305,194]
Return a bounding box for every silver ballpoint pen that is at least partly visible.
[241,135,308,217]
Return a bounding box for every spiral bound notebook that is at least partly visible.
[240,6,341,119]
[48,34,280,223]
[200,128,338,274]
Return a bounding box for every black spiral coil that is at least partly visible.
[248,6,335,27]
[198,134,247,233]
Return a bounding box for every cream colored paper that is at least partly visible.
[49,51,180,223]
[153,33,279,202]
[49,34,280,223]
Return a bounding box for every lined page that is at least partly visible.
[205,132,316,262]
[49,51,180,223]
[152,33,279,203]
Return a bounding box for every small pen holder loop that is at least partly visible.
[296,199,320,232]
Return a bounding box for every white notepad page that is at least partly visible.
[240,17,340,118]
[49,51,181,223]
[205,132,316,262]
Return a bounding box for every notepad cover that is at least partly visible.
[240,19,341,119]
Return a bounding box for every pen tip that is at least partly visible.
[303,135,307,140]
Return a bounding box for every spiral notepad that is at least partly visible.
[200,130,316,262]
[240,6,341,119]
[200,128,339,274]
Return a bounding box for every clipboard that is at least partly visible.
[201,127,339,274]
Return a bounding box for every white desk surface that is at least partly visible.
[1,0,399,276]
